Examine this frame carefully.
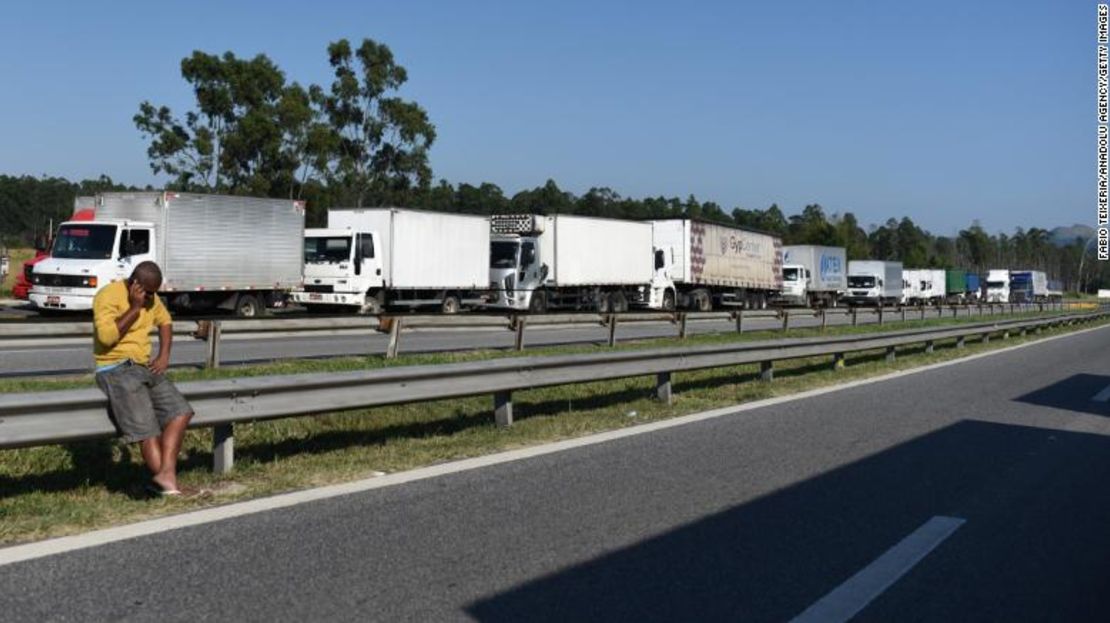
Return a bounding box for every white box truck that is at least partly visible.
[488,214,673,313]
[779,245,846,307]
[30,191,304,316]
[291,208,491,313]
[845,260,903,306]
[984,269,1010,303]
[651,219,782,311]
[902,268,945,305]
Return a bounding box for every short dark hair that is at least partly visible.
[131,261,163,289]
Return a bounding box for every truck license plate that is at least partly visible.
[309,293,322,301]
[47,296,60,305]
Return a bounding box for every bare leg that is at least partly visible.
[139,437,163,476]
[151,412,193,492]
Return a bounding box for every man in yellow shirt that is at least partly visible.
[94,261,193,496]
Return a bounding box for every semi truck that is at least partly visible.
[30,192,305,316]
[845,260,903,306]
[488,214,673,313]
[778,245,846,307]
[902,269,944,305]
[291,208,491,314]
[984,269,1010,303]
[650,219,782,311]
[1009,270,1048,303]
[944,269,981,303]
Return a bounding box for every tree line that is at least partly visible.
[0,37,1101,292]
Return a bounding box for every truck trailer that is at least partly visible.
[651,219,782,311]
[845,260,903,306]
[292,208,491,313]
[902,268,944,305]
[779,245,846,307]
[30,192,305,316]
[488,214,673,313]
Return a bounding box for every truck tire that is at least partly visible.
[694,290,712,312]
[440,295,461,314]
[595,292,611,313]
[235,294,261,318]
[610,291,629,313]
[662,289,676,311]
[528,290,547,314]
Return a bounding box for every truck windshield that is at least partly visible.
[304,237,352,263]
[490,241,519,269]
[782,267,800,281]
[52,224,117,260]
[986,281,1006,288]
[848,276,875,288]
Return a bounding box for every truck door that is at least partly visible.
[117,228,155,279]
[355,233,383,287]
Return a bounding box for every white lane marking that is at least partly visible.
[0,323,1103,567]
[1091,385,1110,402]
[791,516,966,623]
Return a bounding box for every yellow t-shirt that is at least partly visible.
[93,281,172,366]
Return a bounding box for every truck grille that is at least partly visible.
[303,284,334,293]
[35,274,89,288]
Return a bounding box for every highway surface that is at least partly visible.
[0,304,1018,377]
[2,321,1108,621]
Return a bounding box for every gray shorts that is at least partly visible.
[95,362,193,443]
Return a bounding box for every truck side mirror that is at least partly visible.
[540,264,549,281]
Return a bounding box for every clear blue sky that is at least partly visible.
[0,0,1092,235]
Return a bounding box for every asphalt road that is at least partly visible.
[0,305,1013,377]
[2,320,1109,621]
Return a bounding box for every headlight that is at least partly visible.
[32,275,41,284]
[83,277,98,287]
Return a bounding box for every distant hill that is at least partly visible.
[1050,224,1095,247]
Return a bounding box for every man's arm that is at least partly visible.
[93,282,145,347]
[150,323,172,375]
[114,282,147,339]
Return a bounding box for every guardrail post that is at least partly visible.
[936,304,942,317]
[213,423,234,474]
[679,313,688,339]
[385,316,403,359]
[833,352,845,370]
[1002,330,1010,339]
[656,372,673,404]
[760,360,774,382]
[851,308,858,326]
[735,309,744,334]
[494,391,513,427]
[1019,327,1027,337]
[982,332,991,344]
[514,315,527,351]
[925,340,934,354]
[952,306,957,318]
[901,307,906,322]
[607,314,618,347]
[205,320,222,369]
[956,336,966,348]
[885,346,896,363]
[820,309,827,332]
[877,306,884,325]
[919,306,925,321]
[781,310,789,332]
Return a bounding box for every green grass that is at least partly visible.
[0,308,1102,545]
[1,247,33,298]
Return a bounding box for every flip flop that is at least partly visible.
[144,482,182,497]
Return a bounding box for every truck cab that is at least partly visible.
[29,220,155,311]
[779,263,809,306]
[488,233,543,311]
[984,269,1010,303]
[291,228,383,313]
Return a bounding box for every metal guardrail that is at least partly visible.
[0,302,1086,367]
[0,309,1104,474]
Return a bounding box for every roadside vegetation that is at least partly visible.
[0,308,1103,544]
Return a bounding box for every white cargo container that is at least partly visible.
[779,245,846,307]
[292,208,491,313]
[902,268,945,304]
[845,260,903,306]
[651,219,782,310]
[488,214,673,312]
[30,191,305,316]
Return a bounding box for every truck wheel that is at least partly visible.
[528,291,547,314]
[695,290,712,312]
[441,295,461,314]
[662,290,676,311]
[595,292,611,313]
[235,294,260,318]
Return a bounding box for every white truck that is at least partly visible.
[488,214,673,313]
[902,268,945,305]
[0,246,8,286]
[984,269,1010,303]
[291,208,491,313]
[30,191,305,316]
[779,245,846,307]
[845,260,903,306]
[651,219,782,311]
